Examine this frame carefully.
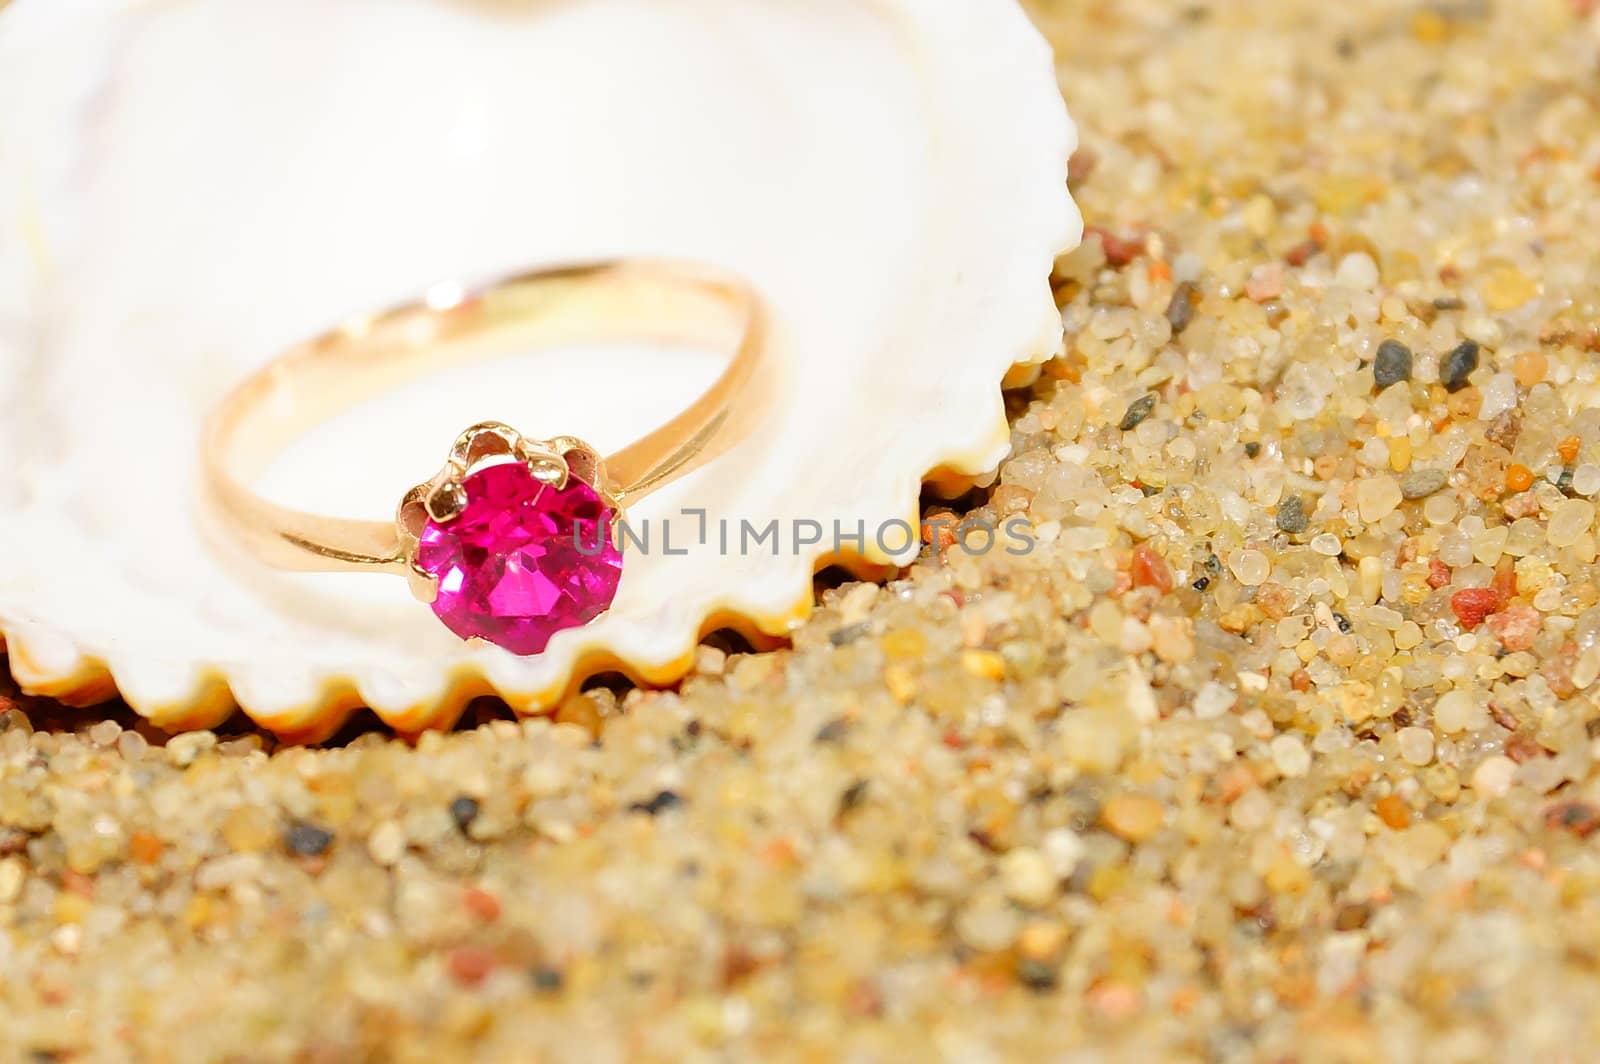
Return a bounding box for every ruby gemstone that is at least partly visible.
[416,462,623,655]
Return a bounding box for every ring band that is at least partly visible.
[201,259,766,654]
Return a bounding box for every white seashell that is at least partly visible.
[0,0,1080,738]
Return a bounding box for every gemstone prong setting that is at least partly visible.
[399,426,624,655]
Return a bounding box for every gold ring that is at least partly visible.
[200,259,766,655]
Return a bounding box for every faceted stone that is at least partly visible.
[416,462,623,655]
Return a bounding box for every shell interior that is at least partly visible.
[0,0,1081,736]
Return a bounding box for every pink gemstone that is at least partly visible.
[416,462,622,655]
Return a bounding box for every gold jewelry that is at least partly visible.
[201,259,765,655]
